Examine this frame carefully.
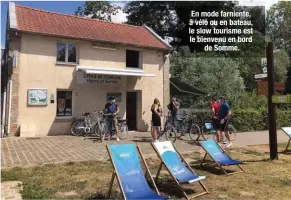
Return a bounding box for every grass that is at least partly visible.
[2,145,291,200]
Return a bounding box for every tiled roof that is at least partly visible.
[14,4,170,50]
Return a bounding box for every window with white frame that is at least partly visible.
[56,90,72,117]
[56,43,77,63]
[126,50,140,68]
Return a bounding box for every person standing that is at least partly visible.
[168,97,179,128]
[151,98,162,142]
[218,96,232,147]
[105,96,120,141]
[211,97,220,143]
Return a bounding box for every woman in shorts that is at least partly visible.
[151,98,162,142]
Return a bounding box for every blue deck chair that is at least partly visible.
[106,144,167,200]
[151,141,209,199]
[199,140,244,175]
[281,127,291,152]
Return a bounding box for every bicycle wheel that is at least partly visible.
[118,124,128,140]
[188,124,200,141]
[228,124,237,141]
[164,125,177,143]
[201,126,214,140]
[93,122,102,138]
[71,121,85,136]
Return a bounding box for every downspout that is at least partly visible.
[7,79,12,135]
[1,91,6,135]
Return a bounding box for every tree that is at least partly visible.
[124,1,237,51]
[266,1,291,56]
[170,47,245,108]
[266,1,291,93]
[274,50,290,82]
[123,2,177,39]
[74,1,121,21]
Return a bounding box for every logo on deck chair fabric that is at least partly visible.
[126,169,140,175]
[163,145,170,150]
[125,185,134,193]
[172,165,186,175]
[119,152,131,158]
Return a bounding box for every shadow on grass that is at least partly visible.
[242,158,270,163]
[191,162,235,175]
[279,150,291,155]
[86,191,122,200]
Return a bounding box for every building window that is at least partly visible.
[56,90,72,117]
[57,43,77,63]
[126,50,140,68]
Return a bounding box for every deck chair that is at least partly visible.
[281,127,291,152]
[106,144,167,200]
[199,140,244,176]
[151,141,209,199]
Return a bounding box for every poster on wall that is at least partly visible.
[106,93,122,102]
[27,89,48,106]
[57,99,65,115]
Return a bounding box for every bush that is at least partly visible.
[232,109,267,131]
[232,109,291,132]
[231,92,267,109]
[277,110,291,128]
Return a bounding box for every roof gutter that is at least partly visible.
[9,2,17,30]
[170,82,206,96]
[16,30,170,52]
[144,25,172,50]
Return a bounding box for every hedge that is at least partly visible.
[232,109,291,132]
[182,108,291,132]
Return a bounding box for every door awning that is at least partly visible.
[76,66,155,77]
[170,78,208,96]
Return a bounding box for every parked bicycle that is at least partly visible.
[166,112,201,141]
[98,112,128,142]
[200,119,237,141]
[70,110,103,137]
[151,114,177,143]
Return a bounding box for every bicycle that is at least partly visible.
[70,110,103,137]
[151,115,177,143]
[98,112,128,142]
[168,112,201,142]
[200,119,237,141]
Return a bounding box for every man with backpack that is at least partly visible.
[168,97,179,128]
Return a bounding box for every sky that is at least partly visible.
[0,0,280,49]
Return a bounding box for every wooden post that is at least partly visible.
[266,42,278,160]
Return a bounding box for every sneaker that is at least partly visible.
[116,137,120,142]
[154,140,159,143]
[226,143,232,148]
[223,140,227,144]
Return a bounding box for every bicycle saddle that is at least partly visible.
[82,112,90,116]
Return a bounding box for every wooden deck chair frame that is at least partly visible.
[199,142,245,176]
[106,144,161,200]
[281,128,291,152]
[150,142,209,200]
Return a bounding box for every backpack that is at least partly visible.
[167,102,173,111]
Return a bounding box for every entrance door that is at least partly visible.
[126,92,137,130]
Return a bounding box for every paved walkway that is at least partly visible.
[1,130,289,169]
[1,181,22,200]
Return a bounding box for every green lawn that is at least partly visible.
[1,144,291,200]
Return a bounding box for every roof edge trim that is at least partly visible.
[144,25,172,49]
[9,2,17,29]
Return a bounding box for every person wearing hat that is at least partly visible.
[218,96,232,147]
[105,96,120,141]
